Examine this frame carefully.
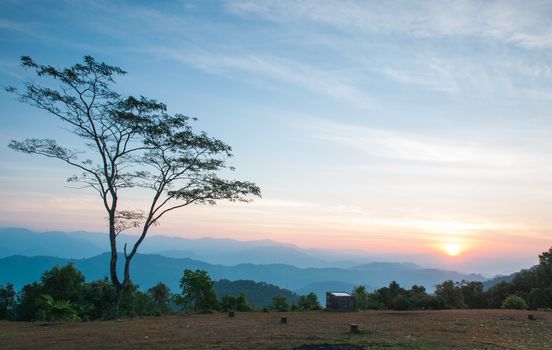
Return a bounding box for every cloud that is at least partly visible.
[224,1,552,101]
[146,48,375,109]
[308,119,478,163]
[227,0,552,49]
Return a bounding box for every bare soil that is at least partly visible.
[1,309,551,349]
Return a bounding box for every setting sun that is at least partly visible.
[444,243,461,256]
[444,242,461,256]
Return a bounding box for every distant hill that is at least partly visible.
[482,271,519,290]
[0,228,104,258]
[0,253,487,296]
[0,227,344,267]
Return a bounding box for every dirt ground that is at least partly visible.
[1,309,551,349]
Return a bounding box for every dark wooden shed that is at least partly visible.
[325,291,356,312]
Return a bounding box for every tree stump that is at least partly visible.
[228,311,235,318]
[528,314,536,321]
[280,317,287,324]
[350,324,359,333]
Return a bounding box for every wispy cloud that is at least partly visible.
[227,0,552,49]
[308,119,483,163]
[225,1,552,101]
[146,48,375,109]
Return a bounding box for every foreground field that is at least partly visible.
[1,309,551,349]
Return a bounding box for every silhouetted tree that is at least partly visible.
[7,56,260,314]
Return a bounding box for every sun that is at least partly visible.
[444,242,461,256]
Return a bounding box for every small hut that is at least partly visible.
[326,291,356,312]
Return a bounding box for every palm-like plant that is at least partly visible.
[39,294,79,321]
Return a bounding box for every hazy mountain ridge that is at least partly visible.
[0,252,486,299]
[0,228,330,267]
[0,227,492,302]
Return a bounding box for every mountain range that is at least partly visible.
[0,227,491,302]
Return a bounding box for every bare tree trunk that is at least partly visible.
[108,211,124,317]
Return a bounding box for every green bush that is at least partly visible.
[39,294,80,321]
[501,295,527,310]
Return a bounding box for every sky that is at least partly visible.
[1,0,551,275]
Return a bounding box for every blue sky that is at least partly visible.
[1,0,552,274]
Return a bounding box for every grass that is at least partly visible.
[1,309,551,349]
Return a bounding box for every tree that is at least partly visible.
[460,281,487,309]
[220,293,252,312]
[7,56,261,314]
[486,281,512,309]
[352,285,369,309]
[527,288,548,310]
[81,278,116,320]
[179,269,218,312]
[435,280,465,309]
[41,264,84,303]
[147,282,172,315]
[0,283,16,320]
[536,246,552,288]
[296,292,321,311]
[16,282,45,321]
[270,295,289,312]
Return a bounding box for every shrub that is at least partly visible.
[39,294,80,321]
[501,295,527,310]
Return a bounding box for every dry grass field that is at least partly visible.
[1,309,551,349]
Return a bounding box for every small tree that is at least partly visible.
[270,295,289,312]
[179,269,218,312]
[220,293,252,312]
[15,282,44,321]
[147,282,172,315]
[296,292,321,311]
[0,283,16,320]
[352,285,368,310]
[7,56,261,314]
